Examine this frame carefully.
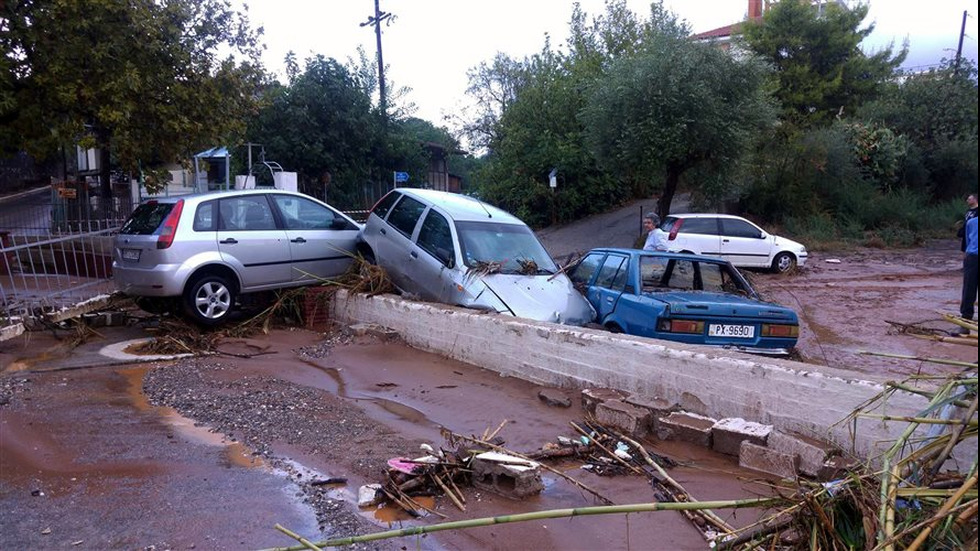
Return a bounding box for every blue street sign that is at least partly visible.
[394,171,410,183]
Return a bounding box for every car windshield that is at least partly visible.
[456,221,557,275]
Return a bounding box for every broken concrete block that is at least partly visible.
[711,418,772,456]
[581,388,630,414]
[357,484,383,507]
[656,412,716,448]
[595,399,650,437]
[768,430,839,478]
[624,395,678,433]
[537,388,572,408]
[739,441,799,479]
[471,451,543,499]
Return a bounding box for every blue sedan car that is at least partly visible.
[568,248,799,352]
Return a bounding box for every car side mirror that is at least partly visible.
[330,218,351,230]
[435,247,455,268]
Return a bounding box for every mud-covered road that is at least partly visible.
[2,327,771,550]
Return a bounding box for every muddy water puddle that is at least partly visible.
[119,366,263,469]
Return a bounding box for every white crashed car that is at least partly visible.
[357,188,595,325]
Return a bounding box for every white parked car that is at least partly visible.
[652,214,807,273]
[357,188,595,325]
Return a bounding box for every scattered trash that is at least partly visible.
[825,258,842,264]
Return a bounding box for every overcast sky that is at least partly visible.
[242,1,979,125]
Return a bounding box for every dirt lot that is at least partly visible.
[749,239,976,379]
[1,240,976,550]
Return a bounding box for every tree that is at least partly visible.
[0,0,264,198]
[740,0,905,127]
[246,56,441,209]
[459,52,528,153]
[581,23,774,220]
[859,60,978,199]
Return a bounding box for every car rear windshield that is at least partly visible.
[456,221,557,275]
[120,202,175,235]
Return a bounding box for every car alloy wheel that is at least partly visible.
[183,275,234,326]
[772,252,796,274]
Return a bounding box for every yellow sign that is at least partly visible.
[57,187,78,199]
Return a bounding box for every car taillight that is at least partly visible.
[658,319,704,334]
[156,199,184,250]
[762,324,799,338]
[668,219,683,241]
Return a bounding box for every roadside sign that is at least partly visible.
[394,171,409,183]
[549,168,557,189]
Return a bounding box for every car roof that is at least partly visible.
[394,188,524,225]
[665,213,754,222]
[587,247,729,264]
[140,188,306,205]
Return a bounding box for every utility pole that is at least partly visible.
[954,10,968,75]
[361,0,393,116]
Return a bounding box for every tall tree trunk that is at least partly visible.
[97,126,112,203]
[657,164,681,221]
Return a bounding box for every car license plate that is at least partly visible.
[121,248,141,262]
[708,324,754,338]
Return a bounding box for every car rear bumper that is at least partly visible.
[112,261,186,297]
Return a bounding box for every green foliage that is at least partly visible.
[838,121,908,189]
[473,1,771,225]
[740,0,905,127]
[859,60,978,199]
[0,0,264,179]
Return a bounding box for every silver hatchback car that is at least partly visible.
[357,189,594,325]
[113,189,360,325]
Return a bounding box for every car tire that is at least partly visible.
[358,245,376,265]
[772,252,796,274]
[605,323,623,334]
[182,274,235,326]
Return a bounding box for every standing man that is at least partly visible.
[960,213,978,333]
[642,213,665,251]
[958,193,978,252]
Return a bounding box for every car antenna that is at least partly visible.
[475,198,493,219]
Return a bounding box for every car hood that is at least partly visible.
[646,291,798,322]
[467,273,595,325]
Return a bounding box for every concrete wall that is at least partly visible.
[329,291,956,458]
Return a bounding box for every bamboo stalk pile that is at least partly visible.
[718,373,977,549]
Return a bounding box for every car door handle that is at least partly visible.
[722,239,730,243]
[380,228,387,235]
[290,237,307,244]
[410,251,418,259]
[220,238,238,244]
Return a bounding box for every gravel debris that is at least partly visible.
[143,353,420,549]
